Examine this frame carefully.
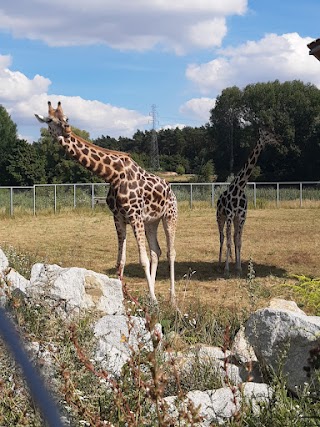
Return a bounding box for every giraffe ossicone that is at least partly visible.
[35,101,178,305]
[216,128,277,275]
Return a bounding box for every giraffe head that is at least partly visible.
[258,127,280,147]
[35,101,72,139]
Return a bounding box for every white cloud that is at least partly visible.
[160,123,186,131]
[180,97,216,122]
[0,0,247,53]
[0,58,150,140]
[0,55,51,104]
[19,96,150,137]
[186,33,320,94]
[0,54,12,68]
[188,19,227,49]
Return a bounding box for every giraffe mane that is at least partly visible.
[69,131,132,158]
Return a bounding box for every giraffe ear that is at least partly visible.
[35,114,52,123]
[48,101,55,116]
[56,101,64,114]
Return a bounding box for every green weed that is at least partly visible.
[281,275,320,315]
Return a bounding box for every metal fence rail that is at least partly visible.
[0,181,319,216]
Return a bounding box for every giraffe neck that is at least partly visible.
[230,139,266,192]
[58,132,131,184]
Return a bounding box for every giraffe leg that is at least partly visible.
[217,214,226,264]
[162,215,177,306]
[145,221,161,287]
[132,220,157,303]
[114,216,127,280]
[225,218,232,275]
[233,217,241,274]
[234,216,246,274]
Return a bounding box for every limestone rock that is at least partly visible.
[231,325,257,364]
[165,382,272,426]
[94,314,159,376]
[245,307,320,392]
[268,298,306,315]
[28,263,124,315]
[164,344,242,386]
[5,268,30,293]
[0,248,9,273]
[0,266,30,306]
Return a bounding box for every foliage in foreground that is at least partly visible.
[0,248,319,426]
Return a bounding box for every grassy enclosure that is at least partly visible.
[1,205,320,426]
[0,205,319,314]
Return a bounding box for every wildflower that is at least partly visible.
[120,334,128,343]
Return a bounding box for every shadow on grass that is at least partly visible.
[106,259,288,281]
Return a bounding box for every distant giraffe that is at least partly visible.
[35,101,177,305]
[216,128,276,274]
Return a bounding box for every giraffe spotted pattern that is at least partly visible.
[216,128,277,275]
[35,101,178,306]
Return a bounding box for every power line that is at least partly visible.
[150,104,160,171]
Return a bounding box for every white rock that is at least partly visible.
[28,263,124,315]
[0,267,29,306]
[196,345,230,361]
[0,248,9,272]
[245,307,320,392]
[94,314,157,376]
[268,298,306,315]
[165,382,272,426]
[231,325,257,364]
[163,345,242,386]
[5,268,30,293]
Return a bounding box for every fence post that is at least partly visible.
[73,184,77,209]
[276,183,280,208]
[54,185,57,213]
[91,184,95,210]
[190,183,193,209]
[33,186,36,215]
[10,187,13,216]
[211,183,215,208]
[253,182,257,208]
[300,182,303,208]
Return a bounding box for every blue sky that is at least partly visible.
[0,0,320,142]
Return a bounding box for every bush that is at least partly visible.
[176,164,185,175]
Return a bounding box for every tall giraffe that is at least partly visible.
[35,101,177,305]
[216,128,276,274]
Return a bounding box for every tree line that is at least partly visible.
[1,79,320,186]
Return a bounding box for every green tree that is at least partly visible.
[5,139,46,185]
[34,127,101,183]
[210,86,243,179]
[242,80,320,180]
[196,159,215,182]
[210,80,320,181]
[0,105,19,185]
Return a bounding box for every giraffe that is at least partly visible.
[35,101,178,305]
[216,128,276,275]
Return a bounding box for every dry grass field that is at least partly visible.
[0,204,319,313]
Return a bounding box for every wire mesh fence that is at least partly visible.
[0,181,319,216]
